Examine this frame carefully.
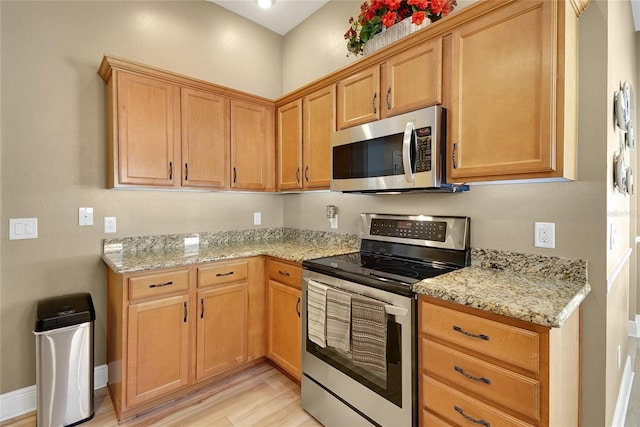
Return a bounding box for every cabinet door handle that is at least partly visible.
[233,167,237,183]
[296,297,301,318]
[200,298,204,319]
[185,163,189,181]
[452,143,458,169]
[183,301,188,323]
[454,406,490,427]
[216,271,235,277]
[454,366,491,384]
[278,270,290,277]
[149,281,173,288]
[372,92,377,114]
[169,161,173,180]
[386,87,392,110]
[296,167,301,183]
[453,325,489,341]
[305,166,309,182]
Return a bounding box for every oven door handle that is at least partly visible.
[402,120,415,183]
[384,304,408,317]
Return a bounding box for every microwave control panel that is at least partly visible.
[370,218,446,242]
[415,126,432,173]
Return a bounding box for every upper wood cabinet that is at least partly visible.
[99,55,275,191]
[181,88,229,189]
[336,38,442,130]
[445,0,577,182]
[303,85,335,189]
[277,85,334,191]
[230,100,276,191]
[115,72,181,187]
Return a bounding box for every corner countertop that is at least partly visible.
[101,229,590,328]
[412,248,591,328]
[101,228,360,274]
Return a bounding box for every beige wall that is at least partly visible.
[0,1,285,394]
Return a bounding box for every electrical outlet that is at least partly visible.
[104,217,116,234]
[534,222,555,248]
[254,212,261,225]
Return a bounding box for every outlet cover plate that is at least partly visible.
[534,222,555,248]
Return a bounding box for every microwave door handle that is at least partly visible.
[402,121,415,183]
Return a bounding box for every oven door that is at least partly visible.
[301,270,416,427]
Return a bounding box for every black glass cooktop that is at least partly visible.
[302,250,459,295]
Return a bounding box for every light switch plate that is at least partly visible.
[9,218,38,240]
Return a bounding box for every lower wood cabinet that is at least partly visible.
[418,295,580,427]
[266,258,302,380]
[106,257,265,421]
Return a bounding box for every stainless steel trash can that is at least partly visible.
[34,293,95,427]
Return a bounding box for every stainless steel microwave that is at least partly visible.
[330,106,467,193]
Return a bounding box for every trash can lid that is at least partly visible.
[35,293,95,332]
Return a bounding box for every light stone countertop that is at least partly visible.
[413,248,591,328]
[101,229,590,328]
[102,228,360,274]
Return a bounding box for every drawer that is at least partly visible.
[421,301,540,373]
[422,409,453,426]
[129,269,189,301]
[422,375,535,427]
[267,260,301,289]
[422,338,540,421]
[198,260,248,288]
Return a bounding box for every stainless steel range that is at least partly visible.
[301,213,470,427]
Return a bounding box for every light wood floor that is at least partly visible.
[2,362,322,427]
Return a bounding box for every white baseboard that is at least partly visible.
[0,364,107,423]
[612,355,635,427]
[629,315,640,338]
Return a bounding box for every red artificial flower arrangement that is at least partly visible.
[345,0,456,56]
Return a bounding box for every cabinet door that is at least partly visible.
[181,88,229,189]
[277,100,303,190]
[267,280,301,380]
[230,100,275,190]
[382,38,442,118]
[303,85,335,189]
[336,64,380,130]
[196,283,248,381]
[448,1,555,182]
[116,72,180,187]
[126,294,189,406]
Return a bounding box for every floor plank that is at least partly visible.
[1,363,321,427]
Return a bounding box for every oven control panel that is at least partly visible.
[370,218,446,242]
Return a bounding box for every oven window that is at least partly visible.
[333,132,413,179]
[306,317,403,408]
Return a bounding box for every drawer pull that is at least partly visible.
[454,366,491,384]
[216,271,235,277]
[278,270,291,277]
[454,405,490,427]
[453,325,489,341]
[149,281,173,288]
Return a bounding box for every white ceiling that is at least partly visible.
[208,0,329,36]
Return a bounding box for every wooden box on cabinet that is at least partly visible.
[418,295,580,427]
[266,258,302,380]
